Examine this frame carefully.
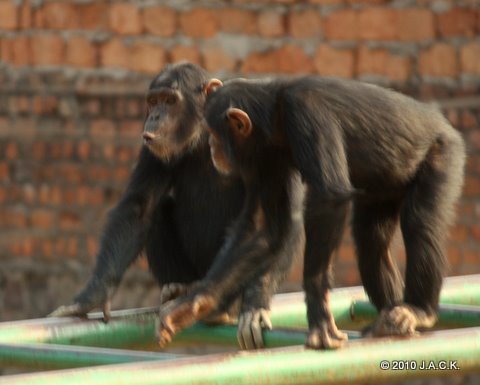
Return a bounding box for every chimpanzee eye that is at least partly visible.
[147,96,157,105]
[165,95,177,105]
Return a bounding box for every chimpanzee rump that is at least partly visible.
[49,63,297,350]
[157,76,465,349]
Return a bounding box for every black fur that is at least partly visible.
[55,64,294,344]
[200,76,465,347]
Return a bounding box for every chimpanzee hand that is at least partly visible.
[160,283,192,304]
[306,316,348,349]
[237,308,272,350]
[48,284,112,322]
[156,292,217,348]
[48,299,112,323]
[364,304,437,337]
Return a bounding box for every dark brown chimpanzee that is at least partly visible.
[49,63,299,350]
[156,76,465,349]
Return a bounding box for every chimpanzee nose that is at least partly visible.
[143,132,155,143]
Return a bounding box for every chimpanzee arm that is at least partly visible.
[49,147,173,319]
[157,172,304,346]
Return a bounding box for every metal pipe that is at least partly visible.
[2,327,479,385]
[0,275,478,348]
[0,343,180,370]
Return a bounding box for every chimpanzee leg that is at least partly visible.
[352,199,404,312]
[145,197,199,303]
[367,134,465,336]
[304,195,349,349]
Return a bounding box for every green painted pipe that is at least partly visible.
[2,328,480,385]
[0,275,479,349]
[0,343,179,370]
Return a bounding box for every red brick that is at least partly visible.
[460,42,480,75]
[143,6,176,37]
[78,3,109,30]
[241,50,278,73]
[347,0,388,3]
[276,45,314,74]
[462,111,478,129]
[115,166,131,183]
[219,9,257,35]
[397,9,435,41]
[357,46,411,82]
[31,209,55,229]
[0,162,9,181]
[7,36,31,66]
[119,120,142,139]
[308,0,343,4]
[385,55,412,82]
[463,176,480,196]
[180,8,218,38]
[87,165,112,181]
[76,140,91,161]
[472,224,480,241]
[41,1,77,29]
[100,38,128,69]
[0,1,18,30]
[66,36,97,68]
[32,95,58,115]
[359,8,397,41]
[447,246,461,265]
[242,45,313,74]
[450,224,468,242]
[90,118,116,138]
[419,43,458,78]
[324,9,358,41]
[258,10,285,37]
[437,8,477,38]
[109,3,142,35]
[87,236,99,259]
[313,45,354,78]
[129,42,166,74]
[19,0,32,29]
[288,9,322,38]
[202,45,236,73]
[169,45,201,65]
[31,34,65,66]
[59,211,81,230]
[5,142,19,160]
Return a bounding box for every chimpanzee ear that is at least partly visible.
[226,108,252,138]
[204,78,223,96]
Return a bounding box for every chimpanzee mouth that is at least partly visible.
[143,132,156,145]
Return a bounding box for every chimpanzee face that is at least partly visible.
[142,64,208,162]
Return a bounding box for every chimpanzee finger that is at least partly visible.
[250,311,264,349]
[237,311,253,350]
[47,303,89,318]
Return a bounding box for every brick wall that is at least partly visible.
[0,0,479,321]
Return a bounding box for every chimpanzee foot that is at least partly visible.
[160,283,191,304]
[156,293,217,348]
[365,304,437,337]
[48,300,112,323]
[237,308,272,350]
[306,318,348,349]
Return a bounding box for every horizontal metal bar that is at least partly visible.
[0,275,478,349]
[2,327,480,385]
[0,343,180,370]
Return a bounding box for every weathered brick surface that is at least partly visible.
[0,2,479,339]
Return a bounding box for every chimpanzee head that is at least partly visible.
[143,62,213,161]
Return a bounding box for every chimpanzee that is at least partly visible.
[49,62,298,350]
[156,76,465,349]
